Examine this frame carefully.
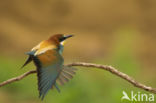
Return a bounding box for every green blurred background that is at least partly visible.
[0,0,156,103]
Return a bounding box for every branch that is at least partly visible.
[0,70,36,87]
[0,62,156,94]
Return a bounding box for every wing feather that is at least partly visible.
[34,49,63,100]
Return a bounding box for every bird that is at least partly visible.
[21,34,76,100]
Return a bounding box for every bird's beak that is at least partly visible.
[64,35,74,39]
[60,35,73,45]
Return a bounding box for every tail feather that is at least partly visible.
[63,67,77,75]
[57,77,65,85]
[56,66,77,85]
[60,74,69,82]
[54,83,60,93]
[62,71,73,79]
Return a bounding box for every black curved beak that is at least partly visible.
[64,35,74,39]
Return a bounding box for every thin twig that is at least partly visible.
[0,62,156,94]
[0,70,36,87]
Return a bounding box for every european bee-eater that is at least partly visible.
[22,34,76,100]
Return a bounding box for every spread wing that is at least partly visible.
[34,49,64,100]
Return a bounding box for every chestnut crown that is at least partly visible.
[48,34,73,44]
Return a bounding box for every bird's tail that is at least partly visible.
[56,66,77,85]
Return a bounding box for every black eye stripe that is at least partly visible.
[59,35,73,42]
[59,37,66,42]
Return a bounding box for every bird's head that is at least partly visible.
[48,34,73,46]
